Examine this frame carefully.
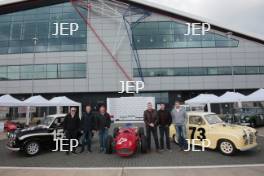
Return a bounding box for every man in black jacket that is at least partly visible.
[144,102,159,152]
[95,105,111,153]
[80,104,95,153]
[158,103,172,151]
[63,107,80,155]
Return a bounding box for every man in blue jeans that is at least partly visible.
[171,101,188,151]
[95,105,111,153]
[80,104,95,153]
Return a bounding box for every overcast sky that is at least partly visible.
[146,0,264,38]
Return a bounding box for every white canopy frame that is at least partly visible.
[185,94,219,112]
[49,96,82,118]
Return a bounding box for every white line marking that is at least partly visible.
[125,164,264,169]
[0,164,264,170]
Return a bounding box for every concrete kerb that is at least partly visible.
[0,165,264,176]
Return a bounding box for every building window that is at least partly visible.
[246,66,259,74]
[134,66,264,77]
[132,21,239,50]
[0,2,87,55]
[217,67,232,75]
[233,66,246,75]
[135,92,169,104]
[0,63,86,81]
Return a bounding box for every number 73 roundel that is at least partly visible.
[189,127,206,141]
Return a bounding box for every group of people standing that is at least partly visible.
[63,104,111,155]
[63,100,188,155]
[144,100,187,152]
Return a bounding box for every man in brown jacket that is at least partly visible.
[144,102,159,152]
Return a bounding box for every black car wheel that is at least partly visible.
[105,135,113,154]
[24,141,40,156]
[113,127,119,138]
[140,135,147,153]
[250,119,256,128]
[138,127,145,137]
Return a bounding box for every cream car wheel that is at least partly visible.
[219,140,236,155]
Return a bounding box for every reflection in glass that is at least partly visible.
[132,21,239,49]
[0,63,86,80]
[0,2,87,55]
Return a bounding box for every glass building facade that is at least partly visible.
[0,63,86,80]
[0,2,87,54]
[132,21,239,49]
[134,66,264,77]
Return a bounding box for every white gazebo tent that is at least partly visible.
[242,88,264,102]
[185,94,219,112]
[215,91,245,108]
[24,95,52,107]
[23,95,53,125]
[0,95,24,121]
[0,94,24,107]
[49,96,82,117]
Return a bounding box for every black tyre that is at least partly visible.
[113,127,119,138]
[140,135,147,153]
[24,141,40,156]
[105,135,113,154]
[250,119,256,128]
[138,127,145,137]
[218,139,237,156]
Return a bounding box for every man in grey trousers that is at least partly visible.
[171,100,188,150]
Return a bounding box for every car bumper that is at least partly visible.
[6,145,20,151]
[239,143,258,151]
[240,122,251,126]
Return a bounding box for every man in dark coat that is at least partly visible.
[158,103,172,151]
[80,104,95,153]
[63,107,80,155]
[144,102,160,152]
[95,105,111,153]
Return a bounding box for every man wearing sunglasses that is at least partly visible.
[63,106,80,155]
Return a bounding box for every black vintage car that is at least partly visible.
[226,108,264,127]
[6,114,82,156]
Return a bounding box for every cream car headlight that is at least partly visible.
[243,129,249,144]
[243,134,247,140]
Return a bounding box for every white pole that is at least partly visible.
[238,101,242,108]
[56,106,60,114]
[79,105,82,119]
[26,106,30,125]
[207,103,211,112]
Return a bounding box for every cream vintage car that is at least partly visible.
[170,112,258,155]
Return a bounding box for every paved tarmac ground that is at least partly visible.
[0,123,263,167]
[0,165,264,176]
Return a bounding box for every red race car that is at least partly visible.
[105,125,147,157]
[4,121,24,132]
